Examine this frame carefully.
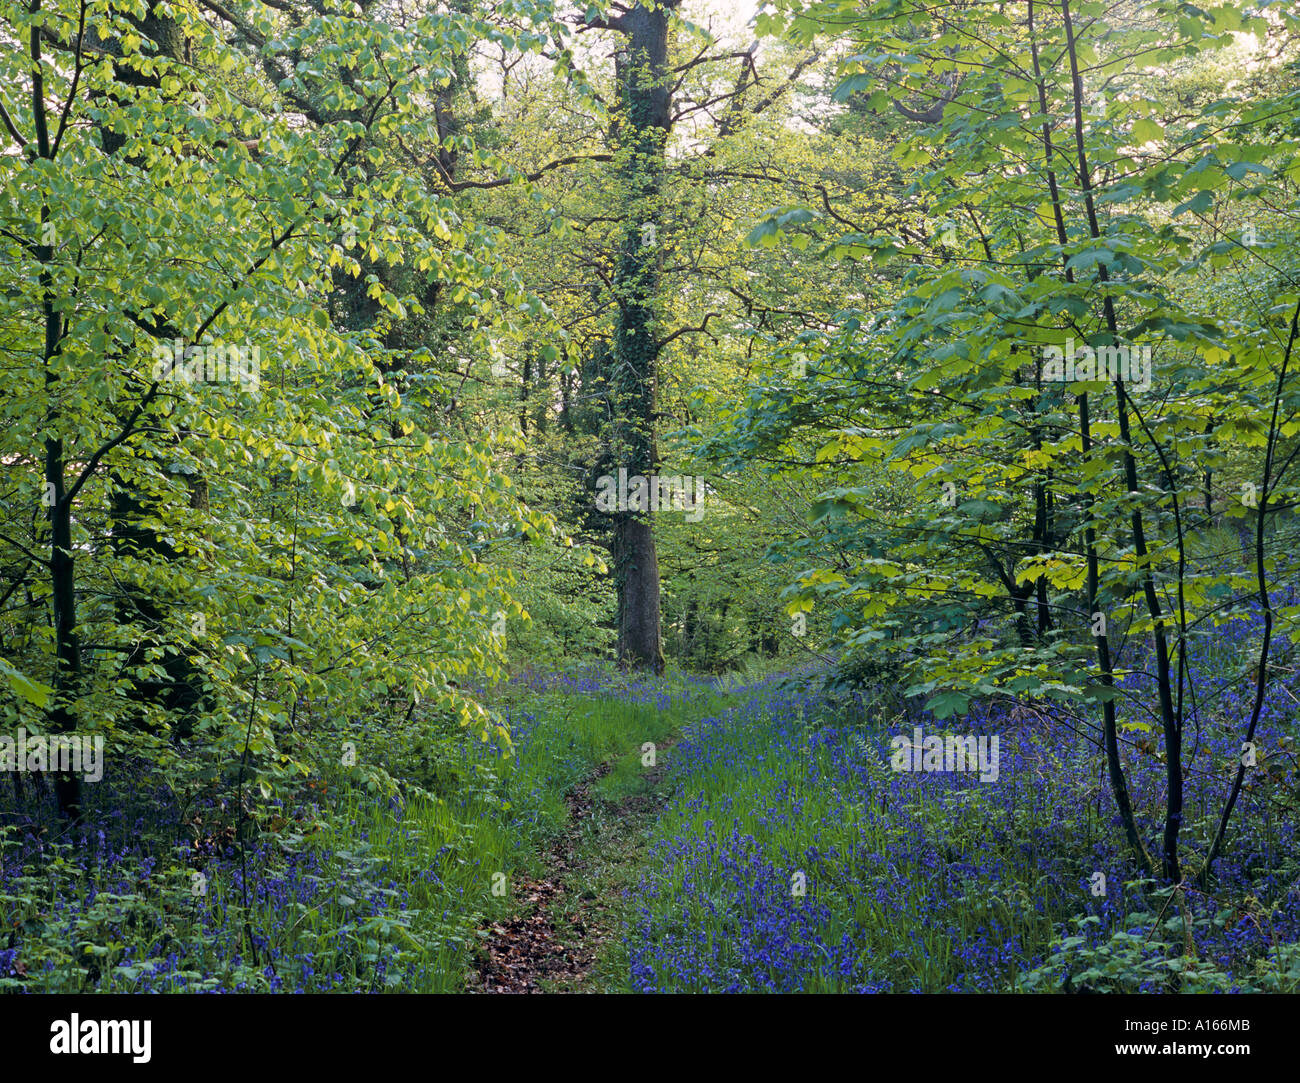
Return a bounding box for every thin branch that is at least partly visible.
[443,153,612,192]
[0,531,48,568]
[0,97,30,151]
[659,312,720,350]
[51,0,87,158]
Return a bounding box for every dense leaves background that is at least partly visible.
[1,0,1298,993]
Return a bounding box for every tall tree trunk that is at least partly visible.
[31,13,83,817]
[604,2,678,674]
[1062,0,1181,880]
[1029,1,1151,873]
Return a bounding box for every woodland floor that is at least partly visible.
[468,741,677,993]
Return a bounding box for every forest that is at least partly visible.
[1,0,1299,1005]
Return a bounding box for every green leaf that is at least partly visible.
[0,658,53,708]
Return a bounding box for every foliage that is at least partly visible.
[1,0,1298,999]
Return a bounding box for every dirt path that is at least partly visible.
[468,747,675,993]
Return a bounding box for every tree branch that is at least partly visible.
[659,312,720,349]
[441,153,612,192]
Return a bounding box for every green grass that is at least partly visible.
[1,672,730,993]
[296,679,729,991]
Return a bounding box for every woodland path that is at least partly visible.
[468,744,676,993]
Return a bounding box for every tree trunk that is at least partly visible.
[604,2,678,675]
[1027,2,1150,872]
[1062,0,1180,880]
